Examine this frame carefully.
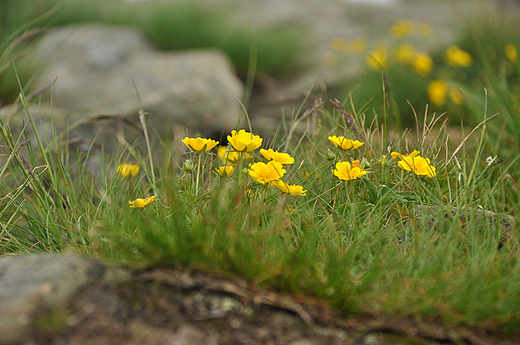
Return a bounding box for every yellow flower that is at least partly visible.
[116,164,139,178]
[332,160,367,181]
[260,148,295,165]
[391,150,436,178]
[427,79,449,106]
[427,80,464,106]
[347,38,367,55]
[227,130,263,152]
[505,43,518,64]
[411,52,433,76]
[218,165,234,177]
[129,195,157,208]
[444,45,473,67]
[391,20,414,39]
[449,88,464,105]
[270,179,307,196]
[394,43,416,65]
[330,37,348,51]
[217,146,250,164]
[321,51,337,66]
[366,46,388,71]
[418,23,433,38]
[248,161,285,184]
[182,137,219,152]
[328,136,364,150]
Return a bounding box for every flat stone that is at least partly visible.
[0,254,129,344]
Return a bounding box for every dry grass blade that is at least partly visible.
[447,113,498,165]
[330,98,359,137]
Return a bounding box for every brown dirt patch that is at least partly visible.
[20,266,520,345]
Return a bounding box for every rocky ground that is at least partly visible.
[2,254,520,345]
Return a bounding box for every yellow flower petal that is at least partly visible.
[248,161,285,184]
[270,179,307,196]
[218,165,235,177]
[444,45,473,68]
[260,148,295,165]
[129,195,157,208]
[505,43,517,64]
[332,161,367,181]
[391,20,414,39]
[227,130,263,152]
[116,164,140,178]
[328,136,364,150]
[182,137,219,152]
[411,52,434,76]
[394,43,416,65]
[366,46,388,71]
[427,80,449,106]
[391,151,436,178]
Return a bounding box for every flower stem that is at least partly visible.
[195,152,202,196]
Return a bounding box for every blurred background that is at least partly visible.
[1,0,519,152]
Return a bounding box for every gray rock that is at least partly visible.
[12,24,243,153]
[414,204,516,233]
[0,254,129,344]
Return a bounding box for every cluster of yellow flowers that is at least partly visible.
[182,130,307,197]
[328,135,436,181]
[324,19,519,111]
[118,129,438,209]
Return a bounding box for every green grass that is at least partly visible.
[2,61,520,333]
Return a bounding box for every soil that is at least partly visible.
[20,266,520,345]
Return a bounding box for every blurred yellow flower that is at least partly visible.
[411,52,434,76]
[366,46,388,71]
[332,160,367,181]
[427,80,464,106]
[505,43,518,64]
[427,80,449,106]
[260,148,295,165]
[129,195,157,208]
[217,146,250,164]
[116,164,139,178]
[347,38,367,54]
[391,150,436,178]
[330,37,348,51]
[328,136,364,150]
[182,137,219,152]
[394,43,416,65]
[270,179,307,196]
[248,161,285,184]
[218,165,235,177]
[321,51,337,66]
[418,23,433,38]
[449,88,464,105]
[444,45,473,67]
[227,130,263,152]
[391,20,414,39]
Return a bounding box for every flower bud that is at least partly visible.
[182,159,196,172]
[326,149,336,161]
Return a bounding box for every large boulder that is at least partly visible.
[4,24,244,153]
